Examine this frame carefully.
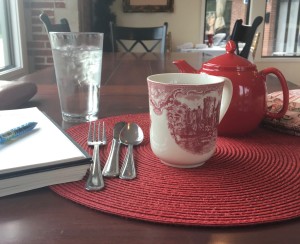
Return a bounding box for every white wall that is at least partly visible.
[110,0,205,51]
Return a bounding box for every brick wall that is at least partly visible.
[263,0,277,56]
[24,0,68,71]
[230,0,247,31]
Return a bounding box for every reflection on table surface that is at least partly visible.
[0,52,298,244]
[178,43,245,56]
[178,46,227,56]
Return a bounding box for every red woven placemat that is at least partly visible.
[50,113,300,226]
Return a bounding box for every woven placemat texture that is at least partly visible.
[50,113,300,226]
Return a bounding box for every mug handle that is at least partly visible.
[219,78,233,123]
[259,68,289,119]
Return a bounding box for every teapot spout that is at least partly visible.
[173,60,199,73]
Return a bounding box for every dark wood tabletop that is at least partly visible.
[1,52,299,244]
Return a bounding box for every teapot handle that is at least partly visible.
[259,67,289,119]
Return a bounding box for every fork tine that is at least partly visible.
[102,122,107,144]
[87,122,93,142]
[94,122,97,142]
[97,122,101,142]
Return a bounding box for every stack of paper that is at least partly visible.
[0,107,91,197]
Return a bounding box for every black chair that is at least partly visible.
[230,16,263,59]
[39,12,71,32]
[110,22,168,53]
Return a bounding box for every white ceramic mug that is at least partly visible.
[147,73,233,168]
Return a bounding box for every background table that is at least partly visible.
[178,46,226,56]
[0,52,299,244]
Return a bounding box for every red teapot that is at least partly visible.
[173,40,289,136]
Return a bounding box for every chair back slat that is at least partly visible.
[230,16,263,59]
[110,22,168,53]
[40,12,71,33]
[250,32,261,58]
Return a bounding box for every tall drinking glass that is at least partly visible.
[49,32,103,122]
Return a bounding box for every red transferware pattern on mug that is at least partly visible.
[149,83,222,154]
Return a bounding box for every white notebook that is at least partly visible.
[0,107,91,197]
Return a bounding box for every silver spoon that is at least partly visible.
[119,123,144,180]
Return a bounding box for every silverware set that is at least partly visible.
[85,121,144,191]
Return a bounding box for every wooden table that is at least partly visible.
[1,52,299,244]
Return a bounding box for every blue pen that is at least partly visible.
[0,122,38,144]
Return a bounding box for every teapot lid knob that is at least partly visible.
[226,40,237,54]
[201,39,257,72]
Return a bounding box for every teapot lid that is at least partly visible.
[202,40,257,72]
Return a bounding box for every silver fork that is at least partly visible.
[85,121,107,191]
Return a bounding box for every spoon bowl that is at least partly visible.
[120,123,144,146]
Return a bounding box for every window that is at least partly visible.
[204,0,251,42]
[263,0,300,57]
[0,0,28,80]
[0,0,12,70]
